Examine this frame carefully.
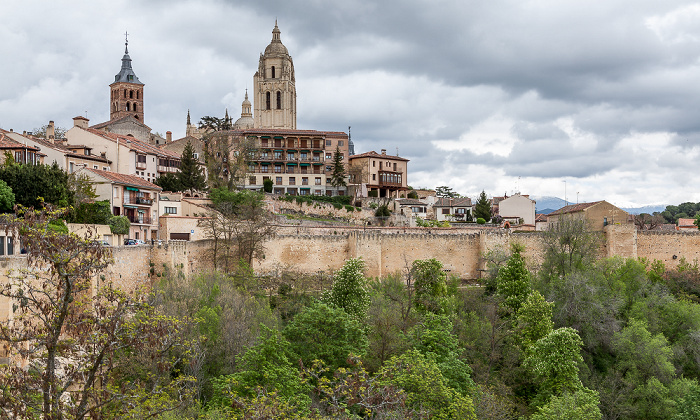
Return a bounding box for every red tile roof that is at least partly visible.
[678,218,696,227]
[90,115,152,131]
[434,197,472,207]
[548,201,603,216]
[535,213,548,222]
[0,129,41,151]
[349,150,410,161]
[82,167,162,191]
[84,128,179,159]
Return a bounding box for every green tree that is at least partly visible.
[67,172,97,204]
[436,186,458,198]
[321,258,371,321]
[517,290,554,349]
[283,302,368,372]
[329,146,347,188]
[155,172,182,192]
[67,200,112,225]
[495,244,532,314]
[0,162,71,208]
[0,179,15,213]
[379,350,477,419]
[531,389,602,420]
[109,215,130,235]
[178,140,206,195]
[412,258,453,314]
[474,190,491,221]
[263,177,273,193]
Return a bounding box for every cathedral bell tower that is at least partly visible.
[253,21,297,129]
[109,33,145,121]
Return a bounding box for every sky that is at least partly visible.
[2,0,700,207]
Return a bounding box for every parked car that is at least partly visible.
[124,239,138,245]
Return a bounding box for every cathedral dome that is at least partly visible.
[234,91,255,129]
[264,22,288,56]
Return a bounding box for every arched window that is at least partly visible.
[271,66,276,78]
[133,103,138,112]
[124,89,127,98]
[126,102,131,111]
[136,91,140,99]
[130,90,134,99]
[276,91,282,109]
[266,92,271,110]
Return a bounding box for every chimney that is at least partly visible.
[72,116,89,129]
[166,131,172,142]
[47,120,55,143]
[381,149,387,155]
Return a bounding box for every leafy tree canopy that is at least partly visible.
[0,162,72,208]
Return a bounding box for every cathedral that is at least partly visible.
[173,22,353,196]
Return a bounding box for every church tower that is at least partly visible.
[253,21,297,129]
[109,35,144,122]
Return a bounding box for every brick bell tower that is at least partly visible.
[109,33,144,121]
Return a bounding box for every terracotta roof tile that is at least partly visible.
[82,167,162,191]
[90,115,152,131]
[433,197,472,207]
[84,128,180,159]
[678,218,696,227]
[548,201,603,216]
[349,150,410,161]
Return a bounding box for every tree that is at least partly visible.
[516,290,554,349]
[31,124,66,140]
[0,206,194,419]
[531,389,602,420]
[321,258,371,321]
[205,188,275,267]
[412,258,454,315]
[263,178,273,193]
[283,302,368,373]
[109,214,130,235]
[474,190,491,221]
[67,200,112,225]
[67,172,97,205]
[436,186,458,198]
[178,140,206,195]
[155,172,182,192]
[496,244,532,314]
[329,146,347,188]
[203,133,255,190]
[0,162,71,208]
[540,216,602,280]
[198,115,232,131]
[0,179,14,213]
[633,213,665,230]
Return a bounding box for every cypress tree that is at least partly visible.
[177,141,206,195]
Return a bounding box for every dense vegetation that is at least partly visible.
[4,212,700,419]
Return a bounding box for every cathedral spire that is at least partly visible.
[187,109,191,126]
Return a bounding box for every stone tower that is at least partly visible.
[109,35,144,122]
[253,21,297,129]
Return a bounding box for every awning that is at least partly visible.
[274,149,284,152]
[123,205,138,209]
[260,162,270,165]
[300,163,310,166]
[300,150,310,153]
[261,136,271,139]
[126,187,139,191]
[313,162,323,165]
[286,162,297,166]
[300,188,310,190]
[274,136,284,139]
[287,149,297,152]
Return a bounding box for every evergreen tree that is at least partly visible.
[154,172,182,192]
[474,190,491,221]
[177,141,206,195]
[330,146,347,188]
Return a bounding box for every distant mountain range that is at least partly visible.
[531,196,667,215]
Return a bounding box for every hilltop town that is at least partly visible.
[3,22,700,420]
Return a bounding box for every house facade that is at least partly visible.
[78,168,162,242]
[348,149,409,199]
[433,197,472,222]
[498,194,536,225]
[547,200,629,231]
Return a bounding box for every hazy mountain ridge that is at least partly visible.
[531,196,667,215]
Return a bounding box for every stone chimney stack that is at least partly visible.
[47,120,55,143]
[166,131,172,142]
[72,116,89,129]
[381,149,387,155]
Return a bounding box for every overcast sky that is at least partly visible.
[2,0,700,206]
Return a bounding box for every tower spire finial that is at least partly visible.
[124,30,129,54]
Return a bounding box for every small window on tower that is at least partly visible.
[130,90,134,99]
[266,92,271,110]
[276,91,281,109]
[271,66,276,78]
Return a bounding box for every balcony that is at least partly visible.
[127,214,153,225]
[157,165,178,173]
[123,195,154,206]
[136,161,147,170]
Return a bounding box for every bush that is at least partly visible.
[375,204,391,218]
[345,205,355,212]
[109,215,131,235]
[263,178,273,193]
[476,218,486,225]
[48,219,68,234]
[407,190,418,199]
[368,190,378,197]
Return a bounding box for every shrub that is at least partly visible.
[476,218,486,225]
[368,190,378,197]
[109,215,131,235]
[345,205,354,212]
[333,203,343,210]
[263,178,273,193]
[48,219,68,234]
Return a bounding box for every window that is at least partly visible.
[456,208,467,214]
[372,161,376,167]
[249,176,256,185]
[276,91,281,109]
[289,177,296,185]
[103,167,107,170]
[93,165,98,169]
[315,177,321,185]
[69,162,74,173]
[7,237,13,255]
[300,152,308,160]
[271,66,276,78]
[326,153,332,160]
[315,189,322,196]
[248,164,256,172]
[130,90,134,99]
[274,151,283,159]
[300,189,309,196]
[394,162,397,171]
[302,177,308,185]
[261,138,268,147]
[274,165,282,173]
[338,140,344,146]
[326,140,332,146]
[261,150,269,158]
[164,207,177,214]
[372,174,376,181]
[276,177,282,185]
[193,153,199,159]
[266,92,271,110]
